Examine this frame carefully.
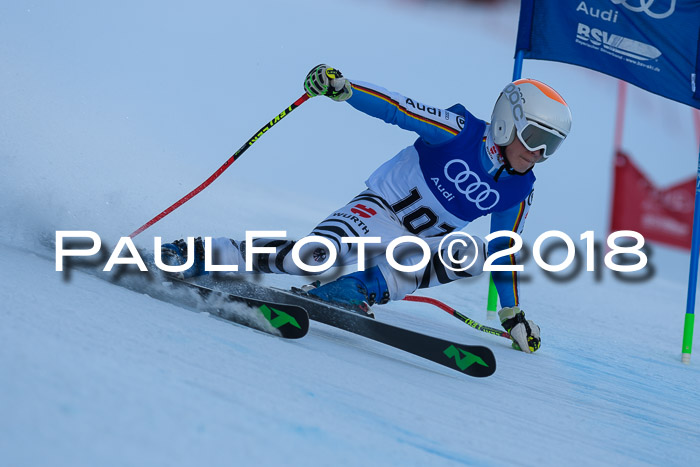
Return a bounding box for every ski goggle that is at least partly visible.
[515,120,566,158]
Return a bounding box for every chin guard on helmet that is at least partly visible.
[491,79,572,159]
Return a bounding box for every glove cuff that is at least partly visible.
[498,306,525,332]
[329,80,353,102]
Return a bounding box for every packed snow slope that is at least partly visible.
[2,1,700,466]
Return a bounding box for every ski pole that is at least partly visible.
[128,93,312,238]
[403,295,511,340]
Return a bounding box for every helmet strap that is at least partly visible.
[493,146,533,182]
[493,164,507,182]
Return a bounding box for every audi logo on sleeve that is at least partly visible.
[444,159,500,210]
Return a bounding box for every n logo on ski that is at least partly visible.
[258,304,302,330]
[443,345,490,371]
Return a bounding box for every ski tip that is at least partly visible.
[257,302,309,339]
[443,344,496,377]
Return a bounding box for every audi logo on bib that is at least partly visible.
[444,159,500,210]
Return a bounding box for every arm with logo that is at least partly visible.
[304,64,462,144]
[346,80,468,144]
[489,193,542,353]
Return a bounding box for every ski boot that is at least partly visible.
[305,266,390,318]
[159,237,208,279]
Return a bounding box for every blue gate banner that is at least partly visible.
[516,0,700,109]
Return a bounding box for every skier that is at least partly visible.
[162,64,572,353]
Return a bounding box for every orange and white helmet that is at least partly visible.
[491,79,572,159]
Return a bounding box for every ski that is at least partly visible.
[192,277,496,377]
[166,278,309,339]
[57,260,310,339]
[48,238,490,371]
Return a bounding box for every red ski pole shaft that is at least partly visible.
[403,295,511,339]
[128,93,311,238]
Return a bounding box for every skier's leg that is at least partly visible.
[160,190,403,278]
[377,234,487,300]
[306,231,487,313]
[209,235,332,276]
[299,190,411,314]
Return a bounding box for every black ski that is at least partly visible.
[192,277,496,377]
[57,261,309,339]
[168,278,309,339]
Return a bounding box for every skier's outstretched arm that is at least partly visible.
[489,192,541,353]
[488,198,530,308]
[304,64,462,144]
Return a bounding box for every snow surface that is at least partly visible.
[2,0,700,465]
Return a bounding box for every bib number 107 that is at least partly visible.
[484,230,647,273]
